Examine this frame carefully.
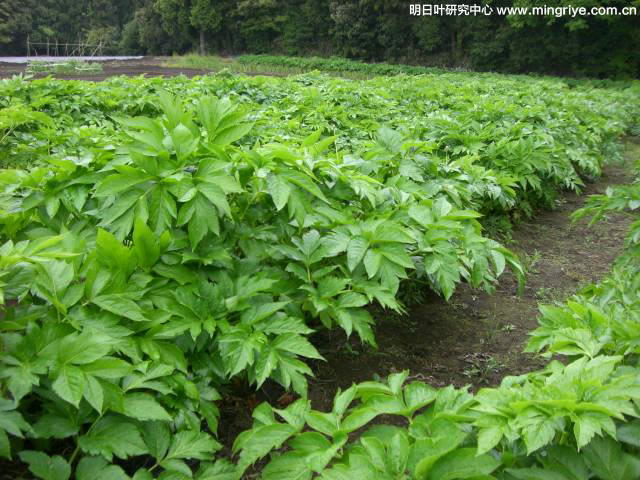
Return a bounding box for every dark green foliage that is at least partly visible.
[0,0,639,78]
[235,55,446,75]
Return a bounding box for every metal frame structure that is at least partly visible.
[26,36,105,58]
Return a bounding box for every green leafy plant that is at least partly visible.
[233,358,640,479]
[528,159,640,361]
[1,65,639,479]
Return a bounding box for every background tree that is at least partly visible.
[190,0,222,54]
[0,0,637,78]
[0,0,33,55]
[153,0,195,53]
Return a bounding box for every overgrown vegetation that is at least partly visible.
[0,69,639,478]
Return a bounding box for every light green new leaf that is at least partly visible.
[267,174,291,211]
[347,236,368,271]
[133,218,161,269]
[122,393,172,422]
[52,365,86,407]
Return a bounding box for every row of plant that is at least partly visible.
[231,143,640,479]
[163,55,376,80]
[234,55,445,77]
[2,129,638,480]
[0,89,521,473]
[0,71,638,478]
[2,71,638,212]
[227,55,640,90]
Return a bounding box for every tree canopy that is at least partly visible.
[0,0,638,78]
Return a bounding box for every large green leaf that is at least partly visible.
[79,415,148,461]
[52,365,86,407]
[427,448,500,480]
[92,294,147,322]
[267,174,291,211]
[18,451,71,480]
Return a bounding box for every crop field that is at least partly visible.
[0,58,210,82]
[1,68,640,479]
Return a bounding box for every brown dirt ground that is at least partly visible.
[0,57,209,81]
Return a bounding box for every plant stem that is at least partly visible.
[68,438,80,465]
[69,412,104,466]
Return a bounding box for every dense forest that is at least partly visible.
[1,0,639,78]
